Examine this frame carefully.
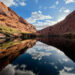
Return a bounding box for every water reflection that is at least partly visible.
[0,38,36,71]
[0,37,75,75]
[37,37,75,62]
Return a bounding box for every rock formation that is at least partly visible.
[0,2,36,37]
[37,10,75,36]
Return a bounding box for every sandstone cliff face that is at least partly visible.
[0,2,36,37]
[37,10,75,35]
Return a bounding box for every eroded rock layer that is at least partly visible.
[0,2,36,37]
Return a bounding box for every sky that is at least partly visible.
[0,0,75,30]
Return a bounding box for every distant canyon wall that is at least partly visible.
[37,10,75,36]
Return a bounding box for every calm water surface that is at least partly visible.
[0,37,75,75]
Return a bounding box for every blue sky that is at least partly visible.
[0,0,75,30]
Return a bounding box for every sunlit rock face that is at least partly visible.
[37,11,75,35]
[0,33,6,38]
[0,2,36,36]
[0,39,36,71]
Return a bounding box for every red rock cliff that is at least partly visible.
[0,2,36,36]
[37,10,75,35]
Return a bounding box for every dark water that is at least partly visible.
[0,37,75,75]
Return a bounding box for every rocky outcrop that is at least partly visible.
[0,2,36,37]
[0,33,6,38]
[37,10,75,36]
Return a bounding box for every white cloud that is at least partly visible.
[59,66,74,75]
[32,51,51,60]
[49,5,56,9]
[26,11,55,30]
[20,64,26,69]
[0,0,17,7]
[34,20,57,30]
[62,58,69,62]
[27,41,60,60]
[0,0,26,7]
[34,41,59,51]
[64,67,73,71]
[56,1,59,5]
[64,0,75,4]
[19,1,26,6]
[59,7,70,14]
[64,9,70,13]
[0,64,36,75]
[27,11,52,23]
[16,70,36,75]
[27,49,52,60]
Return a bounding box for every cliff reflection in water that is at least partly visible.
[0,38,36,71]
[38,37,75,62]
[0,37,75,75]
